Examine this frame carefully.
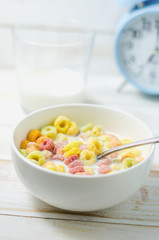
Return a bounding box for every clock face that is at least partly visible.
[119,13,159,93]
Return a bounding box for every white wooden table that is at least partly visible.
[1,69,159,239]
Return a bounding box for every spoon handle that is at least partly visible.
[97,136,159,160]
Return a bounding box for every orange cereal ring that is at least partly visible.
[26,146,37,154]
[36,136,48,144]
[27,129,41,142]
[20,140,29,149]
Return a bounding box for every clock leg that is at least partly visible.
[117,80,128,93]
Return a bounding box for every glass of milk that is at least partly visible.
[13,25,95,113]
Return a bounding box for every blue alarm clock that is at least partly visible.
[115,0,159,95]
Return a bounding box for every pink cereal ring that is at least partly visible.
[53,142,64,155]
[52,155,65,161]
[98,165,112,174]
[68,166,85,174]
[41,138,54,151]
[79,144,87,151]
[69,160,83,168]
[64,154,79,165]
[98,158,112,166]
[61,140,68,146]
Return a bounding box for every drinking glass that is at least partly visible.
[13,25,95,113]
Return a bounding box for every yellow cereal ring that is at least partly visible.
[64,140,83,152]
[81,122,94,132]
[27,150,46,165]
[20,140,29,149]
[120,149,135,161]
[122,157,138,169]
[99,135,112,142]
[41,125,57,140]
[27,129,41,142]
[64,147,81,158]
[84,166,95,174]
[121,138,132,145]
[87,139,102,155]
[131,148,142,157]
[36,136,48,144]
[85,130,95,138]
[42,150,53,160]
[92,126,105,136]
[107,171,115,174]
[54,116,71,134]
[43,161,57,171]
[56,165,66,173]
[104,141,112,149]
[19,149,27,157]
[80,150,96,165]
[112,163,121,170]
[67,121,79,136]
[55,133,68,142]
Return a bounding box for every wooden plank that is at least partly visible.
[0,215,159,240]
[0,160,159,226]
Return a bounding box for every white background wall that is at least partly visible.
[0,0,129,74]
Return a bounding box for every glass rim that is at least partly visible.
[12,25,96,47]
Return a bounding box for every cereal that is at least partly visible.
[41,138,54,152]
[19,116,145,176]
[19,149,27,157]
[92,126,105,136]
[55,133,68,142]
[64,154,79,165]
[122,157,138,169]
[84,166,95,175]
[69,160,83,168]
[54,116,70,133]
[80,150,96,166]
[42,150,53,160]
[20,140,29,149]
[67,121,79,136]
[27,150,46,165]
[43,161,57,171]
[121,138,132,145]
[112,163,121,170]
[27,129,41,142]
[87,139,102,155]
[26,142,41,154]
[36,136,48,144]
[64,140,82,152]
[41,125,57,140]
[81,122,94,132]
[104,141,112,149]
[98,158,112,166]
[68,166,85,174]
[64,147,81,158]
[98,165,112,174]
[56,165,66,173]
[52,155,65,161]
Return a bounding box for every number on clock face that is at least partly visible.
[119,14,159,90]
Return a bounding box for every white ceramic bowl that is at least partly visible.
[11,104,154,211]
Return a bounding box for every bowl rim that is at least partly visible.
[11,103,155,179]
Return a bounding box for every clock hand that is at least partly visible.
[155,27,159,52]
[136,53,155,77]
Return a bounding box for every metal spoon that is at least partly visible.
[97,136,159,160]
